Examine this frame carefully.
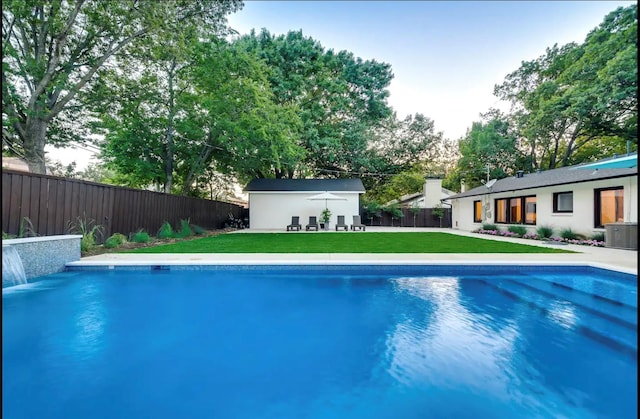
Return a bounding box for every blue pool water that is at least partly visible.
[2,265,637,419]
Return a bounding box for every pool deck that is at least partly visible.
[72,227,638,275]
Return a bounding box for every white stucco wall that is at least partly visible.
[248,191,361,230]
[423,179,443,208]
[450,175,637,237]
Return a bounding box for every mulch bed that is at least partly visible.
[82,228,235,257]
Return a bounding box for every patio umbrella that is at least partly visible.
[306,191,347,209]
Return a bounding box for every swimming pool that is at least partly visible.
[2,265,637,418]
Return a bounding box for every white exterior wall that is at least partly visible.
[248,191,361,230]
[450,176,637,237]
[423,179,443,208]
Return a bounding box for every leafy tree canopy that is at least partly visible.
[2,0,242,174]
[493,4,637,170]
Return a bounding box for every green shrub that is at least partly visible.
[67,214,103,252]
[560,228,578,240]
[508,225,527,237]
[131,230,151,243]
[18,216,38,237]
[2,231,16,239]
[191,224,207,235]
[482,223,498,231]
[157,221,175,239]
[174,219,193,239]
[104,233,127,248]
[590,232,605,242]
[536,225,554,239]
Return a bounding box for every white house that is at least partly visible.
[244,178,365,230]
[444,154,638,239]
[386,178,454,208]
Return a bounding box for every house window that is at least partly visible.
[495,195,536,225]
[509,198,522,224]
[473,200,482,222]
[524,196,537,225]
[553,191,573,213]
[495,199,507,223]
[595,187,624,228]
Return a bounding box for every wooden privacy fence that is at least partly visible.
[361,207,452,228]
[2,169,243,242]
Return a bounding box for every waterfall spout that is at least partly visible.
[2,245,27,287]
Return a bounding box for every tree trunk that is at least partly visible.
[164,60,177,194]
[182,141,213,195]
[24,116,48,174]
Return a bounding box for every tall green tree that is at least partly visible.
[2,0,242,174]
[494,4,637,169]
[234,29,394,178]
[97,36,304,192]
[98,38,303,191]
[363,112,454,195]
[182,40,305,185]
[364,170,425,204]
[452,113,523,190]
[562,4,637,143]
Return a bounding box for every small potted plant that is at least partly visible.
[320,208,331,230]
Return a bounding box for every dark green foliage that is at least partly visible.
[157,222,175,239]
[3,0,242,174]
[174,219,193,239]
[482,223,498,231]
[104,233,127,249]
[560,228,579,240]
[191,224,207,235]
[590,232,605,242]
[363,200,383,225]
[383,204,403,227]
[131,230,151,243]
[536,225,554,239]
[367,171,424,204]
[320,209,332,224]
[508,225,527,237]
[18,217,37,238]
[67,215,103,252]
[432,204,446,220]
[493,5,637,171]
[234,29,396,180]
[454,114,524,190]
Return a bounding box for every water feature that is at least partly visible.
[2,245,27,287]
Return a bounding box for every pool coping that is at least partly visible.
[66,258,637,276]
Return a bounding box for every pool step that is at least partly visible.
[527,273,637,309]
[506,276,637,328]
[479,278,637,357]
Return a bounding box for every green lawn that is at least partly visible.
[125,232,575,254]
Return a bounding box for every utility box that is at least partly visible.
[604,222,638,250]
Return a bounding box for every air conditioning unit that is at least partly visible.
[604,222,638,250]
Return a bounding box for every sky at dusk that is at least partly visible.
[48,0,635,168]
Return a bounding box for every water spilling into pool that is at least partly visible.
[2,245,27,287]
[2,266,637,418]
